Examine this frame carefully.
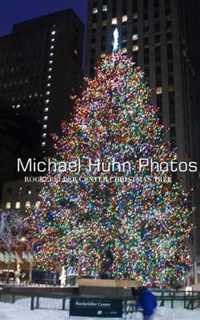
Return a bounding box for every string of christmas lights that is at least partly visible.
[27,52,192,288]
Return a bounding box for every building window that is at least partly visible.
[155,35,160,43]
[170,127,176,149]
[168,73,174,86]
[92,8,98,14]
[133,13,139,20]
[155,46,161,63]
[144,67,149,81]
[43,124,47,129]
[25,201,31,209]
[132,34,139,41]
[144,48,149,65]
[42,141,46,147]
[144,24,149,33]
[157,94,162,120]
[5,202,11,209]
[102,5,107,12]
[144,13,148,20]
[169,92,175,124]
[154,22,160,33]
[112,17,118,25]
[154,10,159,19]
[166,20,172,30]
[122,15,128,23]
[168,61,173,73]
[156,72,162,86]
[15,202,21,209]
[44,116,48,121]
[154,0,159,8]
[167,32,172,41]
[144,37,149,46]
[132,0,138,13]
[92,14,97,23]
[132,45,139,52]
[167,44,173,60]
[156,86,162,95]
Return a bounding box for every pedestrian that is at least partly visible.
[133,287,157,320]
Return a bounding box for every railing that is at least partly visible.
[0,286,200,312]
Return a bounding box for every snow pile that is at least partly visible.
[0,301,200,320]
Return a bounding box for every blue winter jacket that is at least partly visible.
[138,288,157,316]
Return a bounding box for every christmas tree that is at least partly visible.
[28,51,192,287]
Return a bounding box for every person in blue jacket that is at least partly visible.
[132,287,157,320]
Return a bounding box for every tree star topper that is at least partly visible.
[113,27,119,52]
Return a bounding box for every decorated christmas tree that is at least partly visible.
[27,47,192,287]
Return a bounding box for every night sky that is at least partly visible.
[0,0,87,36]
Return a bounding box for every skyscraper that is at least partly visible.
[0,9,84,154]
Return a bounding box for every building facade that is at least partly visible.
[0,9,84,155]
[85,0,200,275]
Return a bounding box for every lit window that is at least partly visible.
[50,45,55,50]
[132,45,139,52]
[74,49,78,55]
[51,30,56,35]
[133,13,138,20]
[47,83,51,87]
[122,48,127,53]
[43,133,47,138]
[51,38,55,42]
[34,92,38,97]
[132,34,139,41]
[25,201,31,209]
[48,75,52,79]
[6,202,11,209]
[112,18,118,25]
[45,99,50,104]
[50,52,54,57]
[44,116,48,121]
[46,91,50,95]
[122,15,128,22]
[16,104,21,109]
[12,105,15,109]
[28,190,32,195]
[49,60,53,64]
[156,87,163,95]
[102,5,107,11]
[29,94,32,98]
[48,67,52,72]
[44,107,49,112]
[43,124,47,129]
[92,8,98,14]
[35,201,41,209]
[15,202,21,209]
[42,141,46,146]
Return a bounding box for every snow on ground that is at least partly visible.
[0,299,200,320]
